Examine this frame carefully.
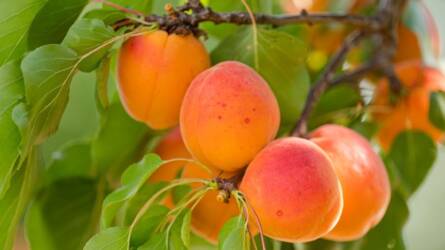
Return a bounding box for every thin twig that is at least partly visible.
[292,30,366,137]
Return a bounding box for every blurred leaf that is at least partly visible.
[212,27,310,132]
[151,0,182,14]
[84,227,130,250]
[0,61,24,196]
[110,0,152,14]
[0,149,38,250]
[63,18,117,72]
[28,0,89,49]
[130,204,169,247]
[26,178,103,250]
[429,92,445,131]
[387,131,437,197]
[0,0,46,65]
[91,98,150,174]
[100,154,163,229]
[172,184,192,205]
[95,57,111,110]
[168,209,192,250]
[83,9,127,25]
[21,44,78,146]
[124,182,168,224]
[138,233,167,250]
[218,216,248,250]
[349,120,379,140]
[309,85,361,129]
[355,191,409,250]
[45,142,93,184]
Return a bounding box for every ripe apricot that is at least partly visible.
[372,61,445,150]
[118,30,210,129]
[240,137,343,243]
[180,61,280,172]
[182,164,240,244]
[310,124,391,241]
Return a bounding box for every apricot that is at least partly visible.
[180,61,280,172]
[117,30,210,129]
[310,124,391,241]
[182,163,240,244]
[240,137,343,243]
[372,61,445,150]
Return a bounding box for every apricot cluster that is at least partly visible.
[118,30,391,244]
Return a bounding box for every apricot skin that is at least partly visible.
[182,164,240,244]
[180,61,280,172]
[118,30,210,129]
[240,137,343,243]
[310,125,391,241]
[372,61,445,150]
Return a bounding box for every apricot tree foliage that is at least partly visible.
[0,0,443,250]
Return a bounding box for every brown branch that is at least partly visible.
[292,30,366,137]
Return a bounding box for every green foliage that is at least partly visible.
[0,0,46,65]
[100,154,164,228]
[84,227,130,250]
[218,216,249,250]
[26,178,103,250]
[28,0,89,49]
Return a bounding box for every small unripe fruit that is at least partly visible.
[180,61,280,172]
[240,137,343,243]
[310,125,391,241]
[118,30,210,129]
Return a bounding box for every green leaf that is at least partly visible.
[212,27,310,132]
[172,184,192,205]
[0,0,46,65]
[100,154,164,229]
[0,149,39,250]
[63,18,117,72]
[309,85,361,129]
[21,44,78,145]
[26,178,103,250]
[429,91,445,130]
[387,131,437,197]
[168,209,192,250]
[109,0,152,14]
[354,191,409,250]
[124,182,168,224]
[83,9,127,25]
[91,97,150,174]
[28,0,89,49]
[95,57,111,110]
[130,204,169,247]
[45,141,93,184]
[84,227,130,250]
[218,216,249,250]
[0,61,25,196]
[138,233,167,250]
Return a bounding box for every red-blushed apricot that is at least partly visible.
[310,124,391,241]
[180,61,280,172]
[182,163,241,244]
[372,61,445,150]
[240,137,343,243]
[148,128,191,207]
[117,30,210,129]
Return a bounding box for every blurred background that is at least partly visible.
[36,1,445,250]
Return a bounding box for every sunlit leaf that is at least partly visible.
[84,227,130,250]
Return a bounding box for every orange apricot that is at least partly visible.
[281,0,329,13]
[180,61,280,172]
[117,30,210,129]
[240,137,343,243]
[182,164,240,244]
[372,61,445,150]
[310,124,391,241]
